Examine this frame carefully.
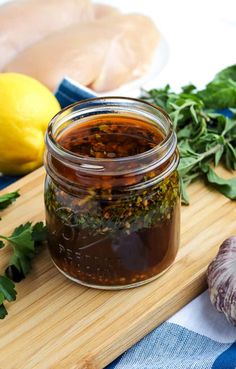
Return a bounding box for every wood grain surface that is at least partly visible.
[0,166,235,369]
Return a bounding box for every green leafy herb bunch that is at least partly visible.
[142,64,236,204]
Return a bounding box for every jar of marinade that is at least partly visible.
[44,97,180,289]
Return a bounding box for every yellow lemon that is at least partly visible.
[0,73,60,175]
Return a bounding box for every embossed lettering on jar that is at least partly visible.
[44,97,180,289]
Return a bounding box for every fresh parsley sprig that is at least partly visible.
[0,222,47,279]
[0,276,17,319]
[142,64,236,204]
[0,191,47,319]
[0,190,19,210]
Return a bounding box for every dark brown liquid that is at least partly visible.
[46,201,180,286]
[46,115,180,287]
[58,115,164,159]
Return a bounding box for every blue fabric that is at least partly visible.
[55,78,96,108]
[212,342,236,369]
[216,108,234,118]
[0,175,20,190]
[106,323,233,369]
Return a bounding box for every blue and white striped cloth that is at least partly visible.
[106,291,236,369]
[43,78,232,367]
[55,77,96,108]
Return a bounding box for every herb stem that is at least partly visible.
[202,135,234,160]
[0,235,8,241]
[201,143,224,160]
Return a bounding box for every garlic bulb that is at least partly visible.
[207,236,236,326]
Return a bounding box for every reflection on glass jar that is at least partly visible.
[44,97,180,289]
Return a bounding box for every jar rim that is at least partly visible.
[46,96,176,166]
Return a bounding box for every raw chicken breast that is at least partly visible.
[0,0,94,69]
[5,14,160,92]
[94,3,120,18]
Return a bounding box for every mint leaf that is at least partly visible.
[197,65,236,109]
[142,64,236,204]
[178,156,201,177]
[179,177,190,205]
[224,141,236,171]
[215,145,224,166]
[203,166,236,200]
[197,80,236,109]
[214,64,236,82]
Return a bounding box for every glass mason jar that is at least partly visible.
[44,97,180,290]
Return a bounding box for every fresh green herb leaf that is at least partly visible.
[197,80,236,109]
[5,265,25,283]
[3,222,34,250]
[0,191,20,210]
[179,177,190,205]
[0,221,47,318]
[0,304,8,319]
[181,84,197,94]
[178,155,201,177]
[197,64,236,109]
[225,143,236,170]
[0,275,17,319]
[222,117,236,136]
[32,222,48,242]
[202,165,236,200]
[214,64,236,82]
[0,276,17,302]
[142,64,236,203]
[141,85,171,110]
[0,222,47,277]
[214,145,224,166]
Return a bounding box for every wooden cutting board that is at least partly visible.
[0,166,235,369]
